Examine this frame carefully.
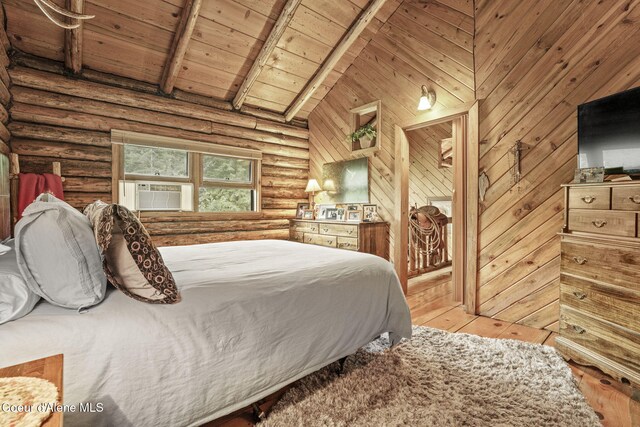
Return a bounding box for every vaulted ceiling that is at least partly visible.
[4,0,402,120]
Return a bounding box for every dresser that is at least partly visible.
[289,219,389,259]
[557,182,640,391]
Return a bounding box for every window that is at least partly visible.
[112,130,261,214]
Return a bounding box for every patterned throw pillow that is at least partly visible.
[84,201,180,304]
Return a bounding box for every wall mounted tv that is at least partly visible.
[578,86,640,174]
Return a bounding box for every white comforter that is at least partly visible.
[0,240,411,426]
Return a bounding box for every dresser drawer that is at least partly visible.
[337,237,359,251]
[318,223,358,238]
[567,209,636,237]
[291,231,304,243]
[293,221,319,233]
[568,186,610,210]
[560,306,640,372]
[561,238,640,292]
[612,186,640,211]
[303,233,337,248]
[560,273,640,332]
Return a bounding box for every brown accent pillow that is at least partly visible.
[83,201,180,304]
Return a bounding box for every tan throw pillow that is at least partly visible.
[84,201,180,304]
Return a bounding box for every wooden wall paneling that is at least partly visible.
[233,0,302,109]
[0,9,10,239]
[475,0,640,329]
[7,64,309,245]
[308,0,475,268]
[285,0,390,121]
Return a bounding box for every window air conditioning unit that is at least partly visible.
[135,183,183,211]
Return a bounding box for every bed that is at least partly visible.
[0,239,411,426]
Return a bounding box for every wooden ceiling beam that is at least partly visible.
[284,0,388,122]
[64,0,84,74]
[160,0,202,94]
[232,0,302,110]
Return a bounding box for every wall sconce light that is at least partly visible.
[417,85,436,111]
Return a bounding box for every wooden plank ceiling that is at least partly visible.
[4,0,401,120]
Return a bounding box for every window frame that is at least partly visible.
[112,130,262,217]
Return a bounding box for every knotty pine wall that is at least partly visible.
[308,0,474,258]
[475,0,640,330]
[7,61,309,246]
[407,124,453,208]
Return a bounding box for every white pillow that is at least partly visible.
[15,194,107,309]
[0,239,40,324]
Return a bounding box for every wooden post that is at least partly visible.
[9,153,19,235]
[64,0,84,74]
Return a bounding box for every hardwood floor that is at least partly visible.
[210,276,639,426]
[408,279,640,427]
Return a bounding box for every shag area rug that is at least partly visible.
[259,326,600,427]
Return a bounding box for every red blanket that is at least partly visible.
[18,173,65,219]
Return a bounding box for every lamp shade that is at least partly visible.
[305,179,322,193]
[322,179,336,192]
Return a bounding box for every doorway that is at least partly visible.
[393,103,479,314]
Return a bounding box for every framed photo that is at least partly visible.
[302,209,314,220]
[325,208,339,221]
[347,204,359,211]
[347,211,362,222]
[336,207,346,221]
[573,167,605,183]
[316,204,336,220]
[296,202,309,219]
[362,204,377,222]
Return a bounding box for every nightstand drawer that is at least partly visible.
[291,231,304,243]
[337,237,358,251]
[293,221,319,233]
[561,238,640,291]
[612,186,640,210]
[560,274,640,332]
[318,223,358,238]
[568,187,610,210]
[560,306,640,372]
[303,233,337,248]
[568,209,636,237]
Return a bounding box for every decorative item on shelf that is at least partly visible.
[417,85,436,111]
[296,202,309,219]
[350,100,381,155]
[573,167,605,183]
[325,208,338,221]
[347,211,362,222]
[336,208,346,221]
[316,204,335,220]
[362,204,377,222]
[33,0,95,29]
[304,179,322,210]
[302,209,314,220]
[349,124,377,149]
[347,204,359,211]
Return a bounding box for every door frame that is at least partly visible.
[393,101,479,314]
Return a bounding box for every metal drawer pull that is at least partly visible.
[348,230,354,234]
[629,195,640,204]
[311,227,317,232]
[572,256,587,265]
[573,291,587,300]
[581,196,595,204]
[591,220,607,228]
[328,240,333,244]
[323,227,328,232]
[572,325,586,334]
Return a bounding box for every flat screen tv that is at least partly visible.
[578,86,640,174]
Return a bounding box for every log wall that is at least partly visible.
[475,0,640,330]
[0,4,11,239]
[308,0,474,258]
[7,62,309,246]
[407,123,453,209]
